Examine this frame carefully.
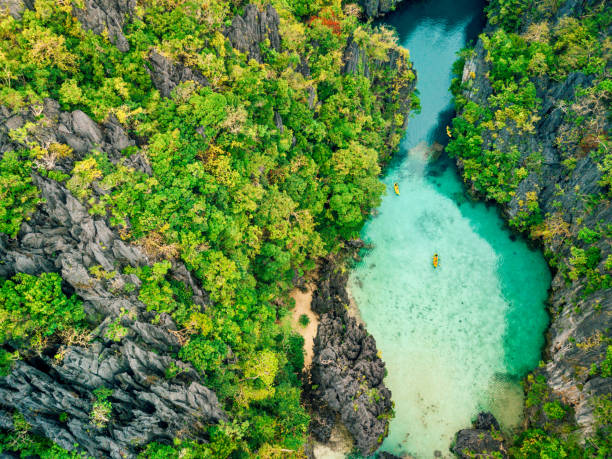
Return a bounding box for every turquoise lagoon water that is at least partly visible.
[347,1,551,457]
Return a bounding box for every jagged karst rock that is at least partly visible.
[147,50,210,98]
[342,35,371,77]
[224,4,281,63]
[474,412,500,431]
[311,259,350,316]
[341,32,416,141]
[72,0,136,52]
[0,0,32,19]
[310,259,392,456]
[0,102,225,457]
[358,0,403,18]
[452,412,506,459]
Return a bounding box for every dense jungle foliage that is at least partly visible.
[0,0,415,457]
[449,0,611,457]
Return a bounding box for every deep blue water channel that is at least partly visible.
[347,1,551,457]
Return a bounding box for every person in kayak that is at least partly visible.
[433,253,439,268]
[394,182,400,195]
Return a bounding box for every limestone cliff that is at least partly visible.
[451,0,611,442]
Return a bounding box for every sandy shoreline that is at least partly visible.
[290,285,318,368]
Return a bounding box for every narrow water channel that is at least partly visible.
[347,0,552,457]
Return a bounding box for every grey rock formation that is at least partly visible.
[147,50,210,98]
[73,0,136,52]
[452,412,506,459]
[0,103,225,457]
[358,0,403,18]
[310,259,392,456]
[0,0,32,19]
[342,35,371,77]
[224,4,281,63]
[455,0,611,438]
[342,32,417,140]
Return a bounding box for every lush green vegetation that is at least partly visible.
[0,0,415,456]
[0,150,42,238]
[449,0,610,226]
[0,272,87,375]
[514,373,611,458]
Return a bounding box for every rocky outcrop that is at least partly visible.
[454,0,611,438]
[0,0,32,19]
[0,103,224,457]
[0,100,140,173]
[224,4,281,63]
[73,0,136,52]
[358,0,403,18]
[146,50,210,98]
[342,32,417,142]
[310,259,392,456]
[452,412,506,458]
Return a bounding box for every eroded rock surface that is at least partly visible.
[0,103,224,458]
[224,4,281,63]
[147,50,210,98]
[452,412,507,459]
[310,259,392,456]
[73,0,135,52]
[342,32,417,141]
[358,0,403,18]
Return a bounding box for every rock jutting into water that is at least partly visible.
[309,257,393,456]
[452,412,507,459]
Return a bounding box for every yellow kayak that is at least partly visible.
[394,183,400,195]
[433,253,439,268]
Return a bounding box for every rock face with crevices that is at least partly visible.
[224,4,281,63]
[72,0,135,52]
[146,50,210,98]
[310,258,392,456]
[358,0,403,18]
[0,102,224,458]
[342,32,417,144]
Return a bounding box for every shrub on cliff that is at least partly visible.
[0,273,86,352]
[0,151,42,238]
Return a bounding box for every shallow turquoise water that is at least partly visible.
[347,1,551,457]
